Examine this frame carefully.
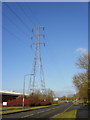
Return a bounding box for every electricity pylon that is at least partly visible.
[29,26,46,94]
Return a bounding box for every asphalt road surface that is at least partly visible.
[2,103,73,119]
[76,104,88,119]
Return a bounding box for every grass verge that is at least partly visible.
[0,106,23,111]
[0,104,57,114]
[54,109,77,119]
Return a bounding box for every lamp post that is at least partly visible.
[22,74,34,107]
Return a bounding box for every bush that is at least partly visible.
[7,98,51,107]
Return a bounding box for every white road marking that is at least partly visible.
[37,111,41,114]
[37,111,44,114]
[41,111,44,112]
[52,104,73,118]
[21,114,34,118]
[46,109,50,111]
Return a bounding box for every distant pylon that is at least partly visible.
[29,26,46,94]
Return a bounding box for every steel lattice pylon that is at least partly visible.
[29,26,46,94]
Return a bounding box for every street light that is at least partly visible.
[22,74,34,107]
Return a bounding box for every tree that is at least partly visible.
[76,53,88,70]
[45,89,55,102]
[26,89,55,101]
[27,90,43,100]
[73,52,89,100]
[73,72,88,99]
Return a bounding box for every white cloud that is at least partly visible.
[75,48,87,54]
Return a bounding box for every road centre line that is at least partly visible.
[59,104,73,115]
[37,111,44,114]
[41,111,44,112]
[21,113,34,118]
[21,108,51,118]
[46,109,50,111]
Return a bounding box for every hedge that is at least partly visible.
[7,98,51,107]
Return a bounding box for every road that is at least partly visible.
[2,103,73,119]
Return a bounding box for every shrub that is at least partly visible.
[7,98,51,107]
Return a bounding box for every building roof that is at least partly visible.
[0,90,28,96]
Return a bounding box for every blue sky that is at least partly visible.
[0,1,2,90]
[2,2,88,96]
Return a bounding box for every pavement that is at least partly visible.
[76,103,89,119]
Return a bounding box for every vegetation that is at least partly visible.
[73,52,89,101]
[17,89,55,101]
[0,106,23,111]
[8,98,51,107]
[1,106,49,114]
[73,101,79,105]
[26,89,55,102]
[7,89,55,107]
[54,109,77,119]
[59,95,78,102]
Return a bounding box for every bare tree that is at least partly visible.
[73,72,88,99]
[76,53,88,70]
[73,52,89,100]
[45,89,55,102]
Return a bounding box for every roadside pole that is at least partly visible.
[22,74,34,107]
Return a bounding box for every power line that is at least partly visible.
[4,3,31,32]
[16,3,36,27]
[28,6,48,46]
[3,12,31,40]
[27,5,42,26]
[28,5,48,43]
[3,26,30,49]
